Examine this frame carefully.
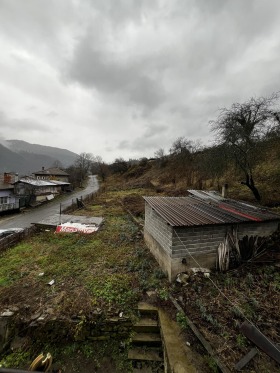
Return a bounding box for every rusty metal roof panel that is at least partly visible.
[188,189,225,202]
[144,196,280,227]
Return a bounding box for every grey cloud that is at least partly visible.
[86,0,158,26]
[117,140,129,150]
[46,111,58,118]
[0,111,49,133]
[144,124,168,137]
[65,0,280,119]
[0,0,280,162]
[66,34,165,110]
[0,0,82,67]
[117,123,169,153]
[26,105,37,111]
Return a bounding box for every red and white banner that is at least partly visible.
[55,223,99,234]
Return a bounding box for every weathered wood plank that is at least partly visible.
[240,321,280,364]
[235,348,258,371]
[170,295,231,373]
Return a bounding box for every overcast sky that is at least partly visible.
[0,0,279,162]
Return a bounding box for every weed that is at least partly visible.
[135,247,145,258]
[231,306,243,318]
[236,334,247,348]
[205,356,219,373]
[176,311,188,329]
[27,339,133,373]
[0,350,31,369]
[195,299,207,317]
[242,302,256,319]
[138,270,149,291]
[221,331,231,340]
[195,300,222,330]
[157,287,169,301]
[246,272,254,286]
[249,297,259,309]
[86,274,139,311]
[126,261,137,272]
[272,272,280,291]
[140,258,152,271]
[224,275,237,288]
[78,342,95,358]
[153,268,167,279]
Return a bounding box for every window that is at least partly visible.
[0,197,8,204]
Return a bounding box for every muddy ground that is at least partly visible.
[169,261,280,372]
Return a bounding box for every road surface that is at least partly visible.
[0,175,99,229]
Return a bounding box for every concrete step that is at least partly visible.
[134,317,160,333]
[132,368,153,373]
[128,347,163,362]
[137,302,158,318]
[132,332,162,346]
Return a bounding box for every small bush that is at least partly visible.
[176,311,188,329]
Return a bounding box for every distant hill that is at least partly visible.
[0,140,78,175]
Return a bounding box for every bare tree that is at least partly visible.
[196,144,228,189]
[154,148,167,168]
[110,158,128,174]
[74,152,93,182]
[51,160,64,169]
[91,155,109,181]
[211,93,279,201]
[169,137,201,186]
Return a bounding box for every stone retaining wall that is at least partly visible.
[0,311,133,354]
[0,226,37,254]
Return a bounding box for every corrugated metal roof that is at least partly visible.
[17,178,58,187]
[50,180,70,185]
[188,189,225,202]
[144,196,280,227]
[15,178,70,187]
[33,167,69,176]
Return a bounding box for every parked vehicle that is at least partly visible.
[0,228,24,238]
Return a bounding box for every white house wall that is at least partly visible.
[0,189,19,211]
[0,189,13,199]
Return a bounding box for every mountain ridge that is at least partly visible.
[0,140,78,175]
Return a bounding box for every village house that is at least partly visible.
[32,167,70,182]
[13,176,70,205]
[144,190,280,281]
[0,173,20,213]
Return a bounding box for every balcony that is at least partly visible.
[0,202,19,212]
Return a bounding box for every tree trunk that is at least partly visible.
[241,174,261,201]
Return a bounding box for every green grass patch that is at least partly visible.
[0,184,169,320]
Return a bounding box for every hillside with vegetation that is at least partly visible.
[89,134,280,208]
[80,94,280,207]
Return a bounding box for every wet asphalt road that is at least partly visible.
[0,175,99,229]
